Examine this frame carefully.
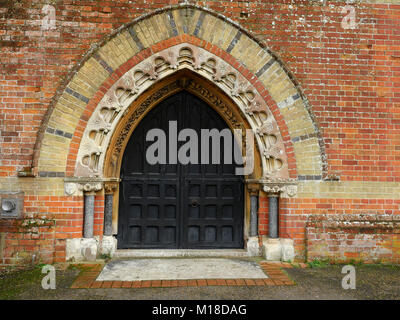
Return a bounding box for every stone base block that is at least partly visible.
[262,237,295,262]
[101,236,117,257]
[66,238,99,262]
[246,237,261,256]
[281,238,295,262]
[262,238,282,261]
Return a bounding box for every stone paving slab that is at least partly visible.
[69,260,299,289]
[97,258,268,281]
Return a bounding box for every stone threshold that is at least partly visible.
[70,261,306,289]
[113,249,251,258]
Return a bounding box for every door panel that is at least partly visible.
[120,178,180,248]
[118,91,244,249]
[182,178,243,248]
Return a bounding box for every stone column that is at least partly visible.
[101,182,118,257]
[262,182,297,261]
[83,192,95,238]
[82,182,102,239]
[64,180,103,262]
[248,184,259,237]
[103,182,117,236]
[246,184,260,256]
[267,193,279,239]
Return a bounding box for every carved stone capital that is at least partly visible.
[79,182,103,195]
[104,182,118,194]
[263,183,297,198]
[246,178,297,198]
[64,178,104,196]
[247,183,259,196]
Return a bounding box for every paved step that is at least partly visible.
[97,258,267,281]
[113,249,250,258]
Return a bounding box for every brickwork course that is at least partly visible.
[69,262,298,289]
[0,0,400,268]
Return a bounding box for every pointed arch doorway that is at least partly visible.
[118,91,244,249]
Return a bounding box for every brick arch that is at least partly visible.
[74,42,292,180]
[34,5,325,182]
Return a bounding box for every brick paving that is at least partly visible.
[70,261,305,289]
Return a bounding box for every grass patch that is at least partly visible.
[67,263,94,272]
[99,253,112,262]
[307,259,330,268]
[0,265,44,300]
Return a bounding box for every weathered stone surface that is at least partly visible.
[113,249,249,258]
[246,237,261,257]
[262,237,282,261]
[101,236,117,257]
[97,258,268,281]
[280,238,295,262]
[66,238,99,262]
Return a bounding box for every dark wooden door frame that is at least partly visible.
[118,91,244,249]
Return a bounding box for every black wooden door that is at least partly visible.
[118,91,244,249]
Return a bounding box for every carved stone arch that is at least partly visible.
[76,43,288,181]
[104,71,265,181]
[34,4,326,184]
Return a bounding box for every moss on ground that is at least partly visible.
[0,265,44,300]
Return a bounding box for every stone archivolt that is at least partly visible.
[75,44,289,180]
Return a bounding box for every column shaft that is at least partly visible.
[249,194,258,237]
[83,194,95,238]
[268,195,279,238]
[104,193,113,236]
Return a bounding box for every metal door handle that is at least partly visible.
[191,199,200,207]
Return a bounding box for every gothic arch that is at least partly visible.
[34,4,325,185]
[103,70,265,181]
[77,44,286,181]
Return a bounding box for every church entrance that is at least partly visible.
[118,91,244,249]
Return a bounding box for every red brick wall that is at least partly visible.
[0,194,108,267]
[258,196,400,261]
[280,198,400,261]
[1,1,399,180]
[1,1,399,266]
[0,195,85,267]
[306,214,400,263]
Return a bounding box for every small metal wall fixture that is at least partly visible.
[0,191,24,219]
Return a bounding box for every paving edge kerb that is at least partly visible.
[70,261,307,289]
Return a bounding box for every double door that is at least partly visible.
[118,91,244,249]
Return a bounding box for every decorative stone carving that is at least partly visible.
[108,81,181,171]
[247,183,259,196]
[80,182,103,194]
[75,43,289,180]
[64,179,104,196]
[64,182,79,196]
[104,182,118,194]
[284,185,298,198]
[263,181,297,198]
[186,80,243,131]
[245,99,268,116]
[257,122,275,136]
